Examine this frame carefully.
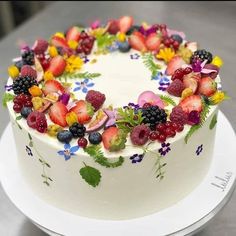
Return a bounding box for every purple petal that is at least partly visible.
[73,87,81,92]
[82,87,88,93]
[57,151,65,156]
[70,146,79,153]
[87,82,95,87]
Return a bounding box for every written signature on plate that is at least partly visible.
[211,172,233,192]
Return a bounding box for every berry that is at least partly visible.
[13,76,38,95]
[107,20,119,35]
[51,36,69,49]
[171,122,179,131]
[156,123,166,132]
[166,56,185,76]
[171,34,183,44]
[79,31,88,40]
[165,121,172,128]
[164,127,173,137]
[21,50,35,65]
[20,107,32,118]
[130,124,151,146]
[77,137,88,148]
[36,114,48,133]
[172,40,180,50]
[85,90,106,111]
[142,102,152,108]
[49,102,68,127]
[69,122,86,138]
[129,31,147,52]
[157,134,166,143]
[163,38,171,47]
[32,39,48,54]
[188,110,201,125]
[179,95,203,114]
[118,16,133,33]
[70,100,94,124]
[42,79,65,96]
[118,41,131,53]
[20,65,37,79]
[88,132,102,145]
[126,25,140,35]
[102,127,127,151]
[13,103,22,113]
[198,76,217,97]
[183,67,193,75]
[190,49,213,64]
[183,75,198,94]
[149,131,159,141]
[66,26,81,42]
[160,24,167,29]
[47,55,66,77]
[170,106,188,125]
[142,105,167,130]
[171,68,185,81]
[57,130,73,144]
[27,111,47,131]
[145,33,161,51]
[167,79,185,97]
[15,60,24,70]
[176,123,184,132]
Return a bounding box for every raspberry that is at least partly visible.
[85,90,106,111]
[36,116,48,133]
[21,65,37,79]
[33,39,49,55]
[167,79,185,97]
[170,106,188,125]
[130,124,151,146]
[27,111,47,133]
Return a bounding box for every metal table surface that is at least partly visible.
[0,1,235,236]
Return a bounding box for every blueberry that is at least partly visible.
[88,132,102,145]
[20,107,32,118]
[57,130,73,144]
[118,41,131,53]
[126,25,141,35]
[14,60,24,70]
[171,34,183,44]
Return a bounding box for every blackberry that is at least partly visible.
[21,50,35,65]
[142,105,167,130]
[69,122,86,138]
[190,49,213,64]
[13,76,38,95]
[126,25,141,35]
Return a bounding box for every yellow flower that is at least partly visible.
[156,48,175,63]
[48,46,58,57]
[44,71,54,81]
[8,65,19,79]
[54,32,65,39]
[209,91,229,104]
[68,40,78,50]
[65,55,83,73]
[117,33,126,42]
[66,111,78,126]
[212,56,223,68]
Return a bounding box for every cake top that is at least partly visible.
[3,16,227,157]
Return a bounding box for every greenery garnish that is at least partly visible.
[209,114,217,130]
[142,53,162,77]
[2,92,15,107]
[96,33,117,50]
[160,95,177,106]
[84,145,124,168]
[58,71,101,82]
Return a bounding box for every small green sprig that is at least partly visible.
[58,71,101,82]
[160,95,177,106]
[96,33,117,50]
[142,53,162,77]
[2,92,15,107]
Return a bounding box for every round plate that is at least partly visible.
[0,111,236,236]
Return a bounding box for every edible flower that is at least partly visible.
[156,47,175,63]
[65,55,83,73]
[209,91,229,105]
[212,56,223,68]
[54,32,65,39]
[68,40,78,50]
[138,91,165,109]
[8,65,19,79]
[48,46,58,57]
[90,19,101,29]
[44,71,54,81]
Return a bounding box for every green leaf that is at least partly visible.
[16,115,22,120]
[160,95,177,106]
[79,164,101,187]
[39,159,43,163]
[96,33,116,49]
[2,93,15,107]
[209,114,217,130]
[45,162,51,168]
[28,133,32,140]
[48,177,53,182]
[58,71,101,81]
[84,145,124,168]
[17,123,22,130]
[142,53,162,77]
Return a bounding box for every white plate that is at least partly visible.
[0,111,236,236]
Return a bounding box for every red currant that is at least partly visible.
[173,40,180,50]
[169,38,174,44]
[149,131,159,141]
[78,137,88,148]
[24,100,33,108]
[184,67,193,75]
[164,38,171,47]
[13,103,22,113]
[160,24,167,29]
[169,130,176,138]
[176,123,184,132]
[143,102,152,108]
[80,31,88,40]
[156,123,166,132]
[164,127,173,137]
[165,121,172,128]
[157,134,166,143]
[171,122,179,131]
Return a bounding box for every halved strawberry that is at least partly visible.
[183,73,199,94]
[69,100,94,124]
[198,76,217,97]
[51,36,69,49]
[145,33,161,51]
[47,55,66,77]
[42,79,65,96]
[107,20,119,35]
[102,127,126,152]
[66,26,81,42]
[166,56,186,76]
[49,102,68,127]
[179,95,203,114]
[129,31,147,52]
[118,16,133,33]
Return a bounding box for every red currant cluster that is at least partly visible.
[13,94,33,113]
[149,121,184,143]
[171,67,193,81]
[37,54,50,71]
[163,37,180,51]
[77,31,95,55]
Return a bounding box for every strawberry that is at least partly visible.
[47,55,66,76]
[32,39,48,54]
[107,20,119,35]
[21,65,37,79]
[66,26,81,42]
[198,76,217,97]
[49,102,68,127]
[179,95,203,114]
[118,16,133,33]
[69,100,94,124]
[129,31,147,52]
[185,41,198,52]
[42,79,65,96]
[165,56,185,76]
[183,73,200,94]
[102,127,127,152]
[51,36,69,49]
[167,79,185,97]
[145,33,161,51]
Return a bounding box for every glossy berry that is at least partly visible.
[171,34,183,44]
[77,137,88,148]
[88,132,102,145]
[15,60,24,70]
[13,76,38,95]
[85,90,106,111]
[171,68,185,81]
[157,134,166,143]
[69,122,86,138]
[118,41,131,53]
[57,130,73,144]
[171,122,179,131]
[164,128,173,137]
[142,102,152,108]
[172,40,180,50]
[149,131,159,141]
[20,107,32,118]
[13,94,32,113]
[27,111,47,133]
[156,123,166,132]
[21,50,35,65]
[13,103,22,113]
[165,121,172,128]
[183,67,193,75]
[176,123,184,132]
[169,130,176,138]
[190,49,213,64]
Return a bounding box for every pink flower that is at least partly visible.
[90,20,101,29]
[138,91,165,108]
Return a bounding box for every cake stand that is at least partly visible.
[0,111,236,236]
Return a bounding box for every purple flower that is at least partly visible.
[196,144,203,156]
[152,72,170,91]
[73,78,94,93]
[26,146,33,156]
[104,109,118,128]
[123,102,140,112]
[5,84,13,91]
[57,143,79,161]
[158,143,171,156]
[82,56,89,64]
[130,153,144,163]
[130,53,140,60]
[107,41,119,52]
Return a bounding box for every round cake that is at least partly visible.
[3,16,227,220]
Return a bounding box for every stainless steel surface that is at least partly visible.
[0,1,235,235]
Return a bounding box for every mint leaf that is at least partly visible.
[2,93,15,107]
[79,164,101,187]
[16,115,22,120]
[209,114,217,130]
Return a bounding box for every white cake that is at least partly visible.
[4,16,226,220]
